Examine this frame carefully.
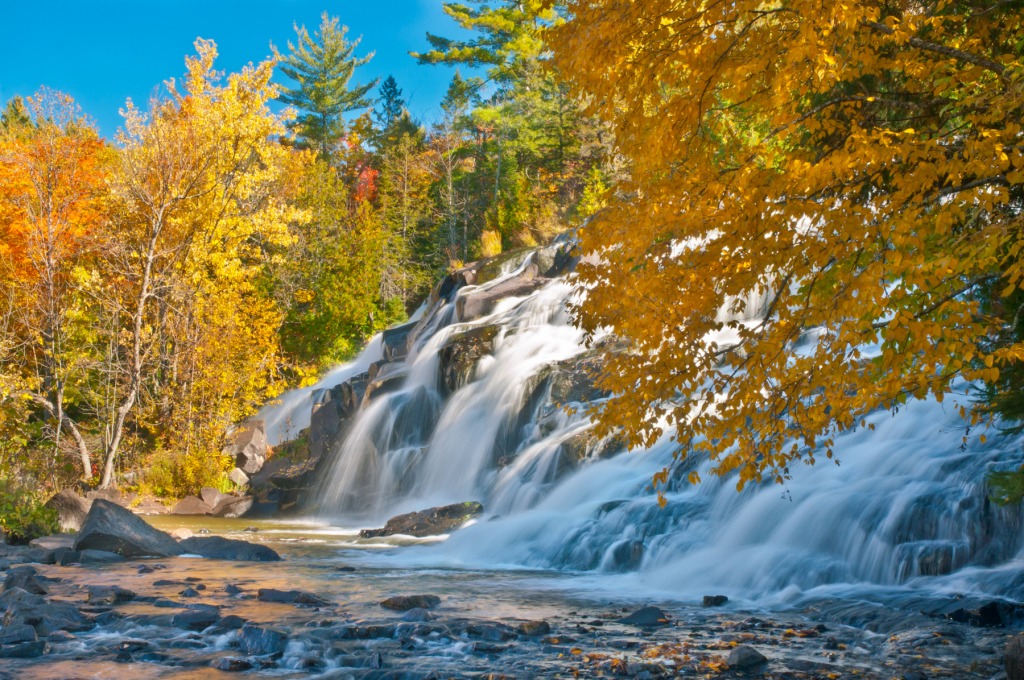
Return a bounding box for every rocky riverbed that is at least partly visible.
[1,516,1020,679]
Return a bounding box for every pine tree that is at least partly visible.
[276,12,377,161]
[374,75,405,132]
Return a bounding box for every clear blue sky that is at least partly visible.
[0,1,472,140]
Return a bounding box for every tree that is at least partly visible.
[0,90,110,481]
[374,75,405,133]
[551,1,1024,494]
[276,12,377,161]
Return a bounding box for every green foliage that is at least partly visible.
[989,468,1024,506]
[137,448,233,500]
[276,12,378,160]
[0,489,60,544]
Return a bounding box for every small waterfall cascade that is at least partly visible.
[265,242,1024,602]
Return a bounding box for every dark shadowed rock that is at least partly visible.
[617,605,669,627]
[362,362,409,406]
[257,588,330,606]
[1,587,91,633]
[0,640,46,659]
[456,265,548,322]
[213,657,254,671]
[609,539,645,571]
[170,495,212,515]
[44,489,91,532]
[359,502,484,539]
[239,623,288,656]
[179,536,280,562]
[728,645,768,669]
[1008,634,1024,680]
[437,325,500,396]
[382,320,417,362]
[73,499,184,558]
[87,585,135,604]
[211,495,253,519]
[380,594,441,611]
[268,459,317,491]
[0,623,36,644]
[704,595,729,607]
[226,420,267,474]
[2,566,48,595]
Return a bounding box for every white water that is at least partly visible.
[263,244,1024,605]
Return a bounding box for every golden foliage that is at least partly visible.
[551,1,1024,487]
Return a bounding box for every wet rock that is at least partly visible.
[87,585,135,604]
[225,420,268,475]
[78,549,125,564]
[268,459,318,491]
[362,362,409,405]
[171,606,220,631]
[728,645,768,669]
[170,495,212,515]
[1,587,91,633]
[617,605,669,627]
[225,583,243,595]
[473,641,509,654]
[238,623,288,656]
[0,623,37,644]
[438,325,500,395]
[1008,633,1024,680]
[213,657,254,671]
[2,566,48,595]
[179,587,200,598]
[609,539,645,571]
[44,489,91,532]
[456,265,548,322]
[360,502,484,539]
[380,594,441,611]
[178,536,280,562]
[401,607,435,622]
[0,640,46,659]
[704,594,729,607]
[257,588,330,607]
[517,620,551,636]
[73,499,184,558]
[209,614,246,633]
[228,468,250,487]
[383,320,417,362]
[467,623,517,641]
[211,495,254,519]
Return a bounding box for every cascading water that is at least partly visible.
[268,242,1024,605]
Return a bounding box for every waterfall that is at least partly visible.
[265,242,1024,603]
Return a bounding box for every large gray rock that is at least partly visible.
[170,496,212,515]
[43,489,92,532]
[728,645,768,669]
[238,624,289,656]
[0,587,91,634]
[382,320,417,362]
[200,487,227,507]
[380,594,441,611]
[211,495,253,519]
[2,566,48,595]
[455,265,548,322]
[359,502,484,539]
[228,468,250,487]
[226,420,267,475]
[179,536,280,562]
[438,325,499,396]
[73,499,184,558]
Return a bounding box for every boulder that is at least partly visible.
[211,495,253,519]
[200,487,227,507]
[228,468,250,487]
[0,640,46,659]
[172,606,221,631]
[267,459,317,491]
[359,502,484,539]
[238,624,289,656]
[257,588,329,606]
[2,566,48,595]
[1008,633,1024,680]
[178,536,280,562]
[517,620,551,636]
[380,594,441,611]
[226,420,267,475]
[617,605,669,627]
[170,496,212,516]
[73,499,184,558]
[703,595,729,607]
[728,645,768,669]
[43,489,91,532]
[0,623,36,644]
[87,585,135,604]
[0,587,91,634]
[362,361,409,406]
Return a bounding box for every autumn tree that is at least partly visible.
[551,1,1024,494]
[0,90,110,481]
[276,12,377,162]
[98,40,306,489]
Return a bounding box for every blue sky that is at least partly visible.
[0,1,472,140]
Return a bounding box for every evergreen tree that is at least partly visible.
[276,12,377,161]
[1,96,31,133]
[374,75,405,132]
